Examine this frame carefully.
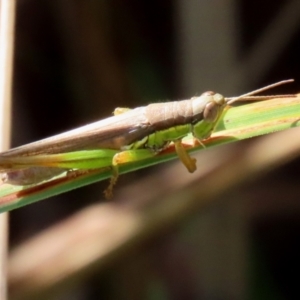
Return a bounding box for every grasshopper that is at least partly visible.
[0,79,295,197]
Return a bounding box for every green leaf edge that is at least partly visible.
[1,95,300,213]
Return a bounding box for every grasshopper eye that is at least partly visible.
[203,101,220,122]
[203,93,225,122]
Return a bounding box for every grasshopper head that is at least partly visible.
[192,91,226,141]
[192,91,226,123]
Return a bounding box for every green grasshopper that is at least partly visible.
[0,80,294,197]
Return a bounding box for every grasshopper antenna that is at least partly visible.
[226,79,295,105]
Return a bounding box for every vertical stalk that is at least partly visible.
[0,0,16,298]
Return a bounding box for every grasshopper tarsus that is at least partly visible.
[104,176,117,199]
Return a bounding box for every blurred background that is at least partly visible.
[7,0,300,299]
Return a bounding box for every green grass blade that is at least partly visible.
[1,94,300,213]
